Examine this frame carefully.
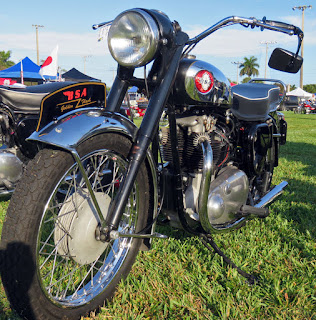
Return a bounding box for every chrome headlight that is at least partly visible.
[108,9,160,67]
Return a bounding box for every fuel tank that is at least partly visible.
[173,57,232,106]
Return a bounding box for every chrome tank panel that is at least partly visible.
[174,58,232,106]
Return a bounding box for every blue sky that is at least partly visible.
[1,0,315,87]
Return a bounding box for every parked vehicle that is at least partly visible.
[284,95,301,111]
[302,100,316,114]
[0,9,303,320]
[0,81,106,198]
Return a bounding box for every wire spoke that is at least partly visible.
[37,147,140,307]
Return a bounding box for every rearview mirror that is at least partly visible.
[268,48,303,74]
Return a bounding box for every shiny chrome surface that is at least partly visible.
[108,9,160,67]
[197,140,214,232]
[0,150,23,188]
[196,141,249,234]
[205,180,288,233]
[207,168,249,225]
[184,60,232,105]
[37,147,140,307]
[0,188,14,199]
[27,108,158,233]
[92,20,113,30]
[187,16,296,45]
[27,108,136,150]
[110,230,168,239]
[255,181,288,208]
[70,149,106,226]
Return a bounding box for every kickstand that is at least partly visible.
[200,234,257,285]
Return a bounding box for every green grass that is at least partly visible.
[1,112,315,319]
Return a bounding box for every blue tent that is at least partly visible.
[128,86,138,93]
[0,57,43,80]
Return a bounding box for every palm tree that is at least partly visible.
[0,50,15,71]
[239,56,259,78]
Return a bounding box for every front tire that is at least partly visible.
[1,133,151,320]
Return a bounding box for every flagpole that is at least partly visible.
[20,59,24,85]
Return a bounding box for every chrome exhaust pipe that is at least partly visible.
[255,181,288,208]
[0,189,14,200]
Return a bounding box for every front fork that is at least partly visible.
[93,45,186,240]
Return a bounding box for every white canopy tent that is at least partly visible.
[286,87,313,99]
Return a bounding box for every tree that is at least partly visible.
[239,56,259,78]
[0,50,15,71]
[303,84,316,93]
[242,76,251,83]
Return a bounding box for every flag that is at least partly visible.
[40,45,58,77]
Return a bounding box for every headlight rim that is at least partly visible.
[108,8,160,68]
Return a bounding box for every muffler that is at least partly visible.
[255,181,288,208]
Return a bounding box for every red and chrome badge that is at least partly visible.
[195,70,214,93]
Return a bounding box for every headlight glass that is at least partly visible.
[108,9,160,67]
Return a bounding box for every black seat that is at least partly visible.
[0,81,76,113]
[231,83,280,121]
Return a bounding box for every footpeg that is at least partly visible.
[239,205,269,218]
[110,231,168,239]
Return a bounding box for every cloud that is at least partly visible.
[1,16,315,65]
[280,15,316,45]
[0,31,110,57]
[185,26,297,58]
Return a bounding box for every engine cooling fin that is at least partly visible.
[161,128,228,171]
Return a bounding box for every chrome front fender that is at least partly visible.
[27,107,158,236]
[27,108,138,150]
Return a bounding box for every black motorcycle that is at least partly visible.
[0,9,303,320]
[0,81,106,197]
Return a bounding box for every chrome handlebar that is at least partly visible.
[187,16,303,45]
[92,21,112,30]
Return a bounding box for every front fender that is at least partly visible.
[27,108,158,241]
[27,107,137,150]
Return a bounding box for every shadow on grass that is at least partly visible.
[0,242,35,320]
[277,141,316,236]
[280,140,316,176]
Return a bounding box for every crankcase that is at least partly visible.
[204,166,248,228]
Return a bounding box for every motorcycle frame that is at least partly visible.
[28,11,302,238]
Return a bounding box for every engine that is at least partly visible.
[161,113,230,171]
[160,111,249,232]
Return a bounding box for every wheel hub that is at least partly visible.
[54,189,111,265]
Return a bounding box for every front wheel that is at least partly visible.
[1,133,151,320]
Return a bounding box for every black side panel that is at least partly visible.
[247,123,273,175]
[15,116,39,158]
[37,82,106,131]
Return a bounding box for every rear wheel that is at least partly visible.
[1,133,151,320]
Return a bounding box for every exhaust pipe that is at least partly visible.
[0,189,14,200]
[255,181,288,208]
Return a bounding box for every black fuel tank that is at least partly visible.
[173,58,232,107]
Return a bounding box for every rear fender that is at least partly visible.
[27,108,158,242]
